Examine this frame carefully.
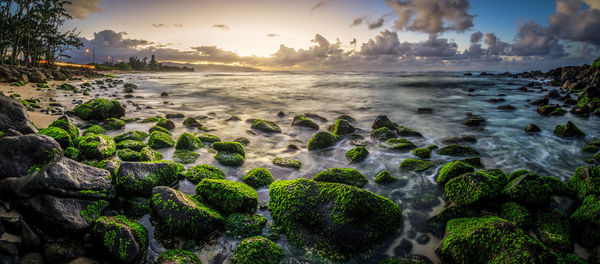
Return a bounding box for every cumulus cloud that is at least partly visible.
[65,0,102,19]
[213,24,230,30]
[368,17,386,29]
[511,21,566,57]
[310,0,332,11]
[384,0,475,34]
[548,0,600,45]
[152,24,166,28]
[484,33,510,55]
[470,31,483,44]
[266,34,280,37]
[351,17,367,27]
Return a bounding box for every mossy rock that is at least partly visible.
[195,179,258,216]
[583,145,600,153]
[175,132,203,151]
[313,168,368,187]
[427,205,479,238]
[374,170,397,184]
[149,125,171,136]
[183,117,205,129]
[525,123,541,133]
[437,161,475,186]
[49,116,79,139]
[154,250,202,264]
[444,170,507,206]
[173,149,200,164]
[123,197,151,218]
[269,179,403,258]
[502,172,569,207]
[538,105,566,116]
[372,115,396,130]
[64,147,82,161]
[554,121,585,138]
[460,157,484,168]
[436,144,479,156]
[498,201,531,228]
[396,126,422,137]
[150,186,223,237]
[242,168,274,188]
[215,152,245,167]
[73,98,125,120]
[140,146,163,161]
[114,131,148,143]
[116,140,147,151]
[184,164,225,184]
[224,214,268,239]
[83,125,106,136]
[156,118,175,130]
[307,132,341,151]
[195,133,220,143]
[379,138,416,152]
[345,146,368,163]
[39,127,73,149]
[568,165,600,200]
[251,119,281,133]
[533,208,573,252]
[92,215,148,264]
[331,118,355,136]
[140,116,162,123]
[371,127,396,141]
[230,236,283,264]
[412,148,431,159]
[400,159,434,172]
[436,216,570,263]
[292,115,319,130]
[148,131,175,149]
[78,133,116,160]
[115,161,184,197]
[118,148,145,161]
[233,137,250,146]
[570,194,600,248]
[272,157,302,169]
[212,142,245,156]
[103,118,126,130]
[378,256,432,264]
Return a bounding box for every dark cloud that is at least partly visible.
[152,24,166,28]
[350,38,357,46]
[190,46,241,63]
[368,17,385,30]
[470,31,483,44]
[213,24,230,30]
[65,0,102,19]
[266,34,280,37]
[351,17,367,27]
[511,21,566,57]
[89,30,149,49]
[548,0,600,45]
[484,33,510,55]
[310,0,332,11]
[384,0,475,34]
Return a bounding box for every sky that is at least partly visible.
[62,0,600,71]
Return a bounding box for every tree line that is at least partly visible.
[93,55,195,72]
[0,0,82,67]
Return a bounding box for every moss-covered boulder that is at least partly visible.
[272,157,302,169]
[154,250,201,264]
[184,164,225,184]
[156,118,175,130]
[374,170,397,184]
[570,194,600,248]
[533,208,572,252]
[195,133,220,143]
[173,149,200,164]
[175,132,203,150]
[83,125,106,136]
[346,146,368,163]
[114,131,148,143]
[372,115,397,130]
[313,168,368,187]
[118,148,144,161]
[444,170,507,206]
[498,201,531,228]
[150,186,223,237]
[525,123,541,133]
[400,159,434,172]
[436,216,569,263]
[379,138,416,151]
[78,133,116,160]
[554,121,585,138]
[437,161,475,186]
[436,144,479,156]
[251,119,281,133]
[115,161,184,197]
[427,205,479,238]
[92,215,148,264]
[538,105,566,116]
[412,148,431,159]
[269,179,403,258]
[371,127,396,141]
[73,98,125,120]
[183,117,205,129]
[396,126,422,137]
[215,152,245,166]
[64,147,81,161]
[195,179,258,215]
[39,127,73,149]
[230,236,283,264]
[243,168,274,188]
[212,142,246,166]
[148,131,175,149]
[569,165,600,200]
[116,140,147,151]
[49,116,79,140]
[212,142,245,156]
[331,118,355,136]
[502,172,570,207]
[225,213,268,239]
[103,118,126,130]
[307,131,341,150]
[292,115,319,130]
[149,125,171,136]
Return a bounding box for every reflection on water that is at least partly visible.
[90,71,598,263]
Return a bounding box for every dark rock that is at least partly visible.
[440,135,477,145]
[545,90,561,98]
[417,108,433,114]
[0,241,19,264]
[372,115,397,130]
[497,105,515,110]
[303,113,327,122]
[114,161,183,197]
[292,115,319,130]
[92,215,148,263]
[462,115,485,126]
[73,99,125,121]
[530,97,549,106]
[277,111,285,117]
[554,121,585,138]
[160,92,168,97]
[487,98,505,103]
[525,123,541,133]
[0,94,38,134]
[394,239,413,256]
[330,118,355,136]
[570,105,590,117]
[0,134,62,179]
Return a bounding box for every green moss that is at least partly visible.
[498,201,531,228]
[140,146,163,161]
[345,146,369,163]
[195,179,258,215]
[149,125,171,136]
[215,152,245,166]
[396,126,422,137]
[293,115,319,130]
[243,168,274,188]
[372,115,396,130]
[114,131,148,142]
[427,205,479,238]
[538,105,566,116]
[80,200,109,224]
[173,149,200,164]
[503,172,567,207]
[103,118,126,130]
[64,147,82,161]
[36,83,49,88]
[83,125,106,136]
[230,236,283,264]
[92,215,148,263]
[140,116,161,123]
[568,165,600,200]
[412,148,431,159]
[154,249,201,264]
[212,142,245,156]
[533,208,572,252]
[570,194,600,248]
[379,138,416,152]
[554,121,585,138]
[371,127,396,141]
[444,170,507,206]
[307,131,341,151]
[583,145,599,153]
[39,127,73,149]
[77,134,116,160]
[49,118,79,139]
[225,214,268,239]
[57,83,76,91]
[251,119,281,133]
[273,157,302,169]
[115,161,184,197]
[116,140,147,151]
[148,131,175,149]
[73,98,125,121]
[313,168,368,187]
[156,118,174,130]
[331,118,354,135]
[437,161,475,186]
[195,133,220,144]
[400,159,434,172]
[437,144,479,156]
[176,132,204,150]
[118,148,144,161]
[374,170,397,184]
[185,164,226,184]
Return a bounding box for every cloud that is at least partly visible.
[384,0,475,34]
[351,17,367,27]
[470,31,483,44]
[266,34,280,37]
[511,21,566,57]
[65,0,102,19]
[368,17,386,30]
[310,0,332,11]
[484,33,510,55]
[152,24,166,28]
[173,24,184,28]
[213,24,230,30]
[190,46,241,63]
[548,0,600,45]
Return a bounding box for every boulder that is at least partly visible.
[371,127,397,141]
[525,123,541,133]
[436,161,475,186]
[444,170,507,206]
[242,167,274,188]
[251,119,281,133]
[313,168,368,187]
[436,144,479,156]
[225,214,268,239]
[39,127,73,149]
[103,118,125,130]
[554,121,585,138]
[307,132,341,150]
[272,157,302,169]
[0,134,62,179]
[569,165,600,200]
[173,149,199,164]
[372,115,397,130]
[92,215,148,263]
[77,134,116,160]
[570,194,600,249]
[379,138,416,152]
[396,126,422,137]
[462,115,486,126]
[156,118,175,130]
[502,172,569,207]
[154,250,202,264]
[27,69,46,83]
[184,164,225,184]
[114,161,184,197]
[0,94,37,134]
[195,179,258,215]
[374,170,398,184]
[230,236,283,264]
[49,116,79,140]
[330,118,355,136]
[533,208,572,253]
[213,142,246,166]
[148,131,175,149]
[73,99,125,121]
[400,159,434,172]
[345,146,368,163]
[440,135,477,145]
[292,115,319,130]
[175,132,203,150]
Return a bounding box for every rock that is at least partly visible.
[231,236,283,264]
[497,104,516,110]
[374,170,398,184]
[330,118,355,136]
[545,90,561,98]
[372,115,397,130]
[0,134,62,179]
[307,132,341,150]
[396,126,422,137]
[440,135,477,144]
[195,179,258,215]
[0,94,37,134]
[160,92,168,97]
[417,108,433,114]
[251,119,281,133]
[103,118,125,130]
[73,99,125,121]
[345,146,368,163]
[183,117,203,129]
[49,116,79,140]
[150,186,223,237]
[554,121,585,138]
[436,144,478,156]
[233,137,250,146]
[156,118,175,130]
[538,105,566,116]
[148,131,175,149]
[184,164,225,184]
[444,170,507,206]
[525,123,541,133]
[114,161,184,197]
[569,165,600,200]
[242,167,274,188]
[172,149,199,164]
[590,247,600,264]
[114,131,148,143]
[277,111,285,117]
[530,97,549,106]
[462,115,485,126]
[436,161,475,186]
[116,140,147,151]
[154,250,202,264]
[17,252,44,264]
[213,142,246,166]
[77,134,116,160]
[269,179,403,258]
[313,168,368,187]
[379,138,416,152]
[0,241,19,264]
[303,113,327,122]
[532,208,572,252]
[195,133,221,143]
[380,255,433,264]
[272,157,302,169]
[412,148,431,159]
[502,172,569,207]
[38,127,73,149]
[427,205,479,238]
[92,215,148,263]
[570,105,590,117]
[400,159,434,172]
[292,115,319,130]
[215,152,245,166]
[175,132,203,150]
[569,194,600,249]
[27,69,46,83]
[371,127,397,141]
[149,125,171,136]
[225,214,268,239]
[165,113,184,119]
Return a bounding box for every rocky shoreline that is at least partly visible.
[0,64,599,264]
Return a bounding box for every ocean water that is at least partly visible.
[79,71,599,263]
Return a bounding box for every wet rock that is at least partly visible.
[272,157,302,169]
[440,135,477,145]
[400,159,434,172]
[0,241,19,264]
[393,239,413,256]
[525,123,541,133]
[251,119,281,133]
[303,113,327,122]
[233,137,250,146]
[148,131,175,149]
[307,132,341,150]
[381,255,433,264]
[569,165,600,200]
[184,164,225,184]
[0,134,63,179]
[372,115,397,130]
[225,213,268,239]
[195,179,258,215]
[77,133,116,159]
[156,118,175,130]
[213,142,246,166]
[242,167,274,188]
[313,168,367,187]
[345,146,368,164]
[292,115,319,130]
[277,111,285,117]
[73,99,125,121]
[371,127,397,141]
[487,98,505,103]
[114,131,148,143]
[545,90,561,98]
[374,170,398,184]
[337,114,356,123]
[530,97,549,106]
[225,115,241,122]
[114,161,183,197]
[497,104,515,110]
[183,117,204,128]
[396,126,422,137]
[537,104,566,116]
[532,208,572,253]
[417,108,433,114]
[379,138,416,152]
[330,118,355,136]
[502,172,569,207]
[462,115,485,126]
[231,236,283,264]
[154,250,202,264]
[570,105,590,117]
[92,215,148,263]
[569,194,600,249]
[437,144,479,156]
[554,121,585,138]
[436,161,476,186]
[175,132,203,150]
[0,94,37,134]
[444,170,507,206]
[160,92,168,97]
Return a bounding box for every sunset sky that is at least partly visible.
[63,0,600,71]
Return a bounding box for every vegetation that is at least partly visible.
[90,54,194,72]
